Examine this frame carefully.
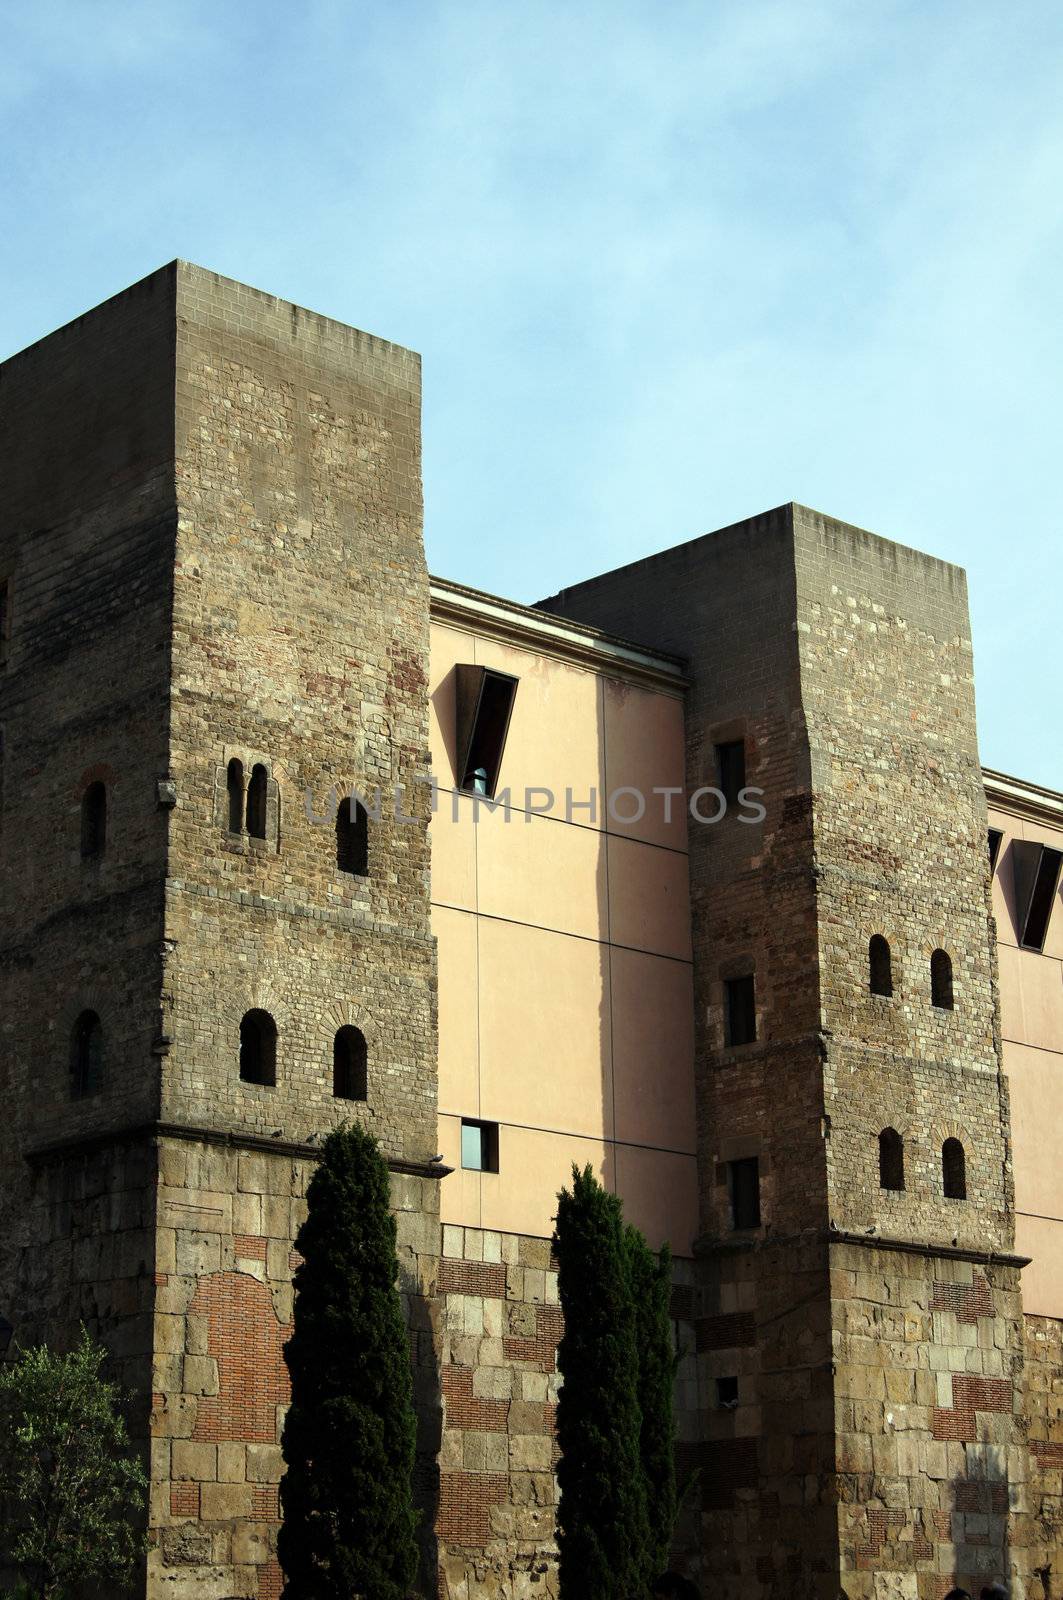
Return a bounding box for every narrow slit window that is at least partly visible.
[239,1009,277,1086]
[71,1010,103,1099]
[879,1127,905,1192]
[333,1026,367,1101]
[869,935,893,997]
[460,1118,499,1173]
[1015,844,1063,952]
[246,764,268,840]
[988,829,1003,872]
[728,1157,760,1229]
[715,740,746,807]
[724,974,756,1046]
[226,759,244,833]
[455,666,518,799]
[336,797,369,876]
[930,949,954,1010]
[942,1139,967,1200]
[80,782,107,859]
[0,578,9,668]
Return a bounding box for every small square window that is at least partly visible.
[728,1157,761,1230]
[461,1119,499,1173]
[716,1375,739,1409]
[724,974,757,1047]
[715,740,746,807]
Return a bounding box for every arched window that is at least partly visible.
[333,1026,368,1101]
[246,764,268,840]
[239,1009,277,1086]
[80,782,107,859]
[71,1010,103,1098]
[931,949,954,1010]
[879,1127,905,1192]
[869,935,893,997]
[226,759,244,833]
[336,798,369,876]
[942,1138,967,1200]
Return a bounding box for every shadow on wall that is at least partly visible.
[949,1448,1011,1598]
[399,1252,442,1596]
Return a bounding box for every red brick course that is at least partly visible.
[190,1269,291,1443]
[438,1471,509,1546]
[442,1365,509,1431]
[439,1258,507,1298]
[931,1273,993,1325]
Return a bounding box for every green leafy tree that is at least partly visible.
[279,1123,418,1600]
[554,1164,649,1600]
[625,1225,678,1579]
[0,1327,148,1600]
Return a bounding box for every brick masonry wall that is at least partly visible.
[1021,1315,1063,1598]
[436,1222,702,1599]
[165,262,436,1162]
[541,505,1031,1600]
[149,1138,441,1600]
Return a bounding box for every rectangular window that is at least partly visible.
[460,1118,499,1173]
[715,739,746,806]
[716,1375,739,1409]
[988,828,1003,871]
[455,665,518,798]
[724,974,757,1046]
[728,1157,761,1230]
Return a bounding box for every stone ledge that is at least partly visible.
[24,1119,453,1180]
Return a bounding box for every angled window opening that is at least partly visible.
[80,782,107,859]
[336,797,369,876]
[942,1138,967,1201]
[455,666,518,799]
[930,949,954,1010]
[1013,841,1063,953]
[71,1010,103,1099]
[879,1127,905,1192]
[869,935,893,997]
[728,1156,760,1230]
[988,828,1004,872]
[246,763,268,840]
[226,759,245,833]
[239,1009,277,1087]
[460,1118,499,1173]
[333,1026,367,1101]
[715,740,746,808]
[724,974,756,1047]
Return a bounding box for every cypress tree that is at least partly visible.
[625,1225,678,1582]
[554,1164,649,1600]
[278,1123,418,1600]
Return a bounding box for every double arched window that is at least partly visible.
[71,1010,103,1098]
[236,1014,371,1101]
[869,935,892,997]
[931,949,954,1010]
[878,1127,905,1192]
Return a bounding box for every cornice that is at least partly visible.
[429,577,689,695]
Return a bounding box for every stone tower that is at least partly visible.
[0,263,442,1598]
[541,504,1027,1600]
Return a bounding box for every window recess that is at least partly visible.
[1013,840,1063,952]
[455,666,518,798]
[460,1118,499,1173]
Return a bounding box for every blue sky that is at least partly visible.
[2,1,1061,786]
